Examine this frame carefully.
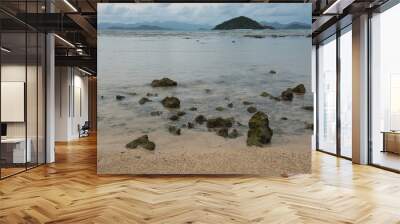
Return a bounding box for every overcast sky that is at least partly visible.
[98,3,311,25]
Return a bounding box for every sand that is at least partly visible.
[97,130,311,176]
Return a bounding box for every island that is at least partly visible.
[213,16,272,30]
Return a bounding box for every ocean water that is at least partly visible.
[98,29,312,140]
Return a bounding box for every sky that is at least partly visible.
[98,3,311,26]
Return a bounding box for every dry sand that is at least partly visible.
[97,130,311,176]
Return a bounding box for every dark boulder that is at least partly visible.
[139,97,152,105]
[206,117,233,129]
[269,70,277,74]
[227,103,233,108]
[195,115,207,124]
[126,135,155,151]
[168,126,181,135]
[292,84,306,94]
[189,107,197,111]
[281,88,293,101]
[247,106,257,113]
[146,93,158,97]
[151,78,177,87]
[116,95,125,101]
[247,112,273,146]
[161,96,180,108]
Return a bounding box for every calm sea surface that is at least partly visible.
[98,29,312,138]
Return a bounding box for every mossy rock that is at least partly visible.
[247,106,257,113]
[139,97,152,105]
[216,106,225,111]
[161,96,180,108]
[126,135,155,151]
[151,78,177,87]
[281,88,293,101]
[206,117,234,129]
[247,112,273,146]
[260,92,270,97]
[292,84,306,94]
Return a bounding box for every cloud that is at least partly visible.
[98,3,311,25]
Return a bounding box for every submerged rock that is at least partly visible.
[128,92,137,96]
[168,126,181,135]
[205,89,212,94]
[302,105,313,111]
[216,128,229,138]
[292,84,306,94]
[281,88,293,101]
[228,129,239,139]
[150,111,162,116]
[151,78,177,87]
[177,111,186,116]
[169,115,179,121]
[189,107,197,111]
[116,95,125,101]
[243,34,266,39]
[227,103,233,108]
[270,95,281,101]
[195,115,207,124]
[161,96,180,108]
[281,117,288,120]
[243,101,254,105]
[269,70,277,74]
[216,106,225,112]
[139,97,152,105]
[247,106,257,113]
[260,92,270,97]
[126,135,155,151]
[206,117,233,129]
[146,93,158,97]
[247,112,273,147]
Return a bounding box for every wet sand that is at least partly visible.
[97,130,311,175]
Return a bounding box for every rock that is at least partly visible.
[216,106,225,112]
[247,106,257,113]
[139,97,152,105]
[247,112,273,146]
[228,129,239,139]
[224,97,230,101]
[269,70,277,74]
[302,106,313,111]
[169,115,179,121]
[243,34,266,39]
[281,117,288,120]
[101,96,104,99]
[126,135,155,151]
[205,89,212,94]
[187,122,195,129]
[206,117,233,129]
[281,88,293,101]
[189,107,197,111]
[260,92,270,97]
[177,111,186,116]
[292,84,306,94]
[151,78,177,87]
[227,103,233,108]
[243,101,254,105]
[305,123,314,130]
[195,115,207,124]
[216,128,229,138]
[150,111,162,116]
[146,93,158,97]
[161,96,180,108]
[116,95,125,101]
[168,126,181,135]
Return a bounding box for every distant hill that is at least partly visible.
[261,21,311,30]
[99,21,212,31]
[109,25,169,30]
[213,16,267,30]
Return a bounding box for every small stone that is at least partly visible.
[305,123,314,130]
[189,107,197,111]
[177,111,186,116]
[187,122,195,129]
[195,115,207,124]
[302,106,313,111]
[116,95,125,101]
[247,106,257,113]
[161,96,180,108]
[281,117,288,120]
[168,126,181,135]
[139,97,152,105]
[269,70,277,74]
[228,129,239,139]
[205,89,212,94]
[260,92,270,97]
[146,93,158,97]
[243,101,254,105]
[227,103,233,108]
[169,115,179,121]
[216,128,229,138]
